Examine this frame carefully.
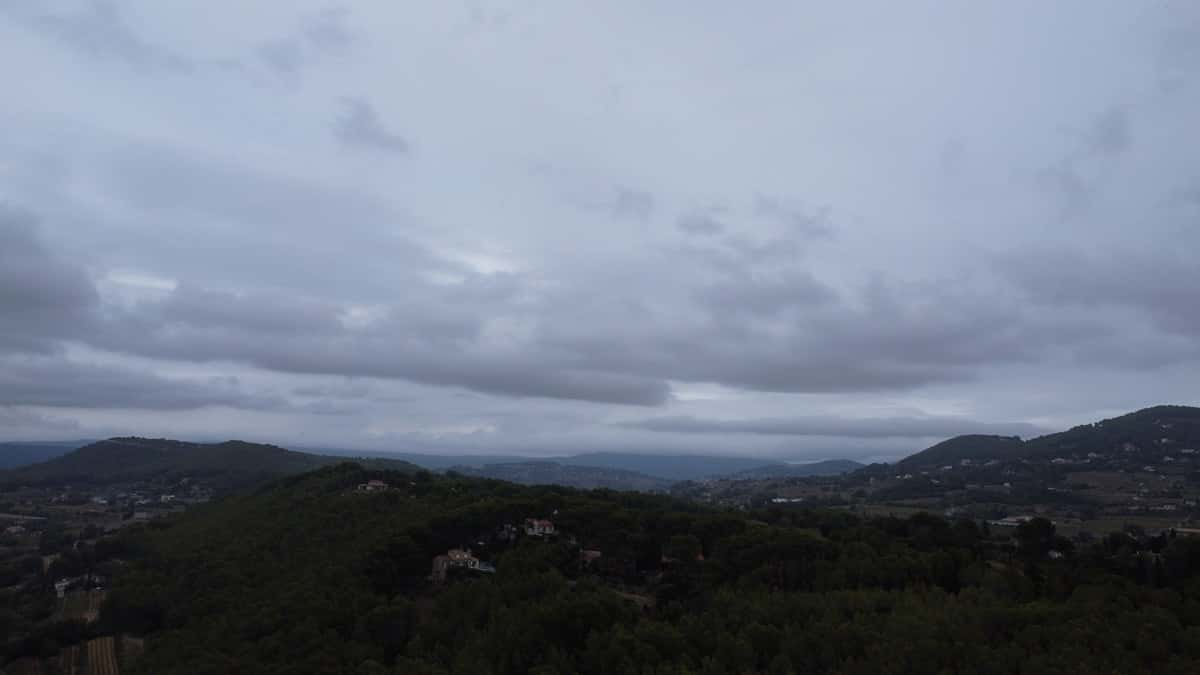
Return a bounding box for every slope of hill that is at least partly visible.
[449,461,674,492]
[896,434,1024,468]
[37,463,1200,674]
[895,405,1200,469]
[0,440,91,470]
[0,437,417,490]
[1024,405,1200,458]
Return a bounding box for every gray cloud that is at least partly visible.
[622,414,1046,439]
[0,208,98,354]
[0,357,281,411]
[334,98,410,153]
[257,39,305,75]
[1167,183,1200,208]
[692,271,836,318]
[256,6,354,76]
[753,196,833,240]
[996,247,1200,339]
[156,286,344,336]
[677,210,725,236]
[1037,105,1134,218]
[2,2,1198,452]
[87,277,669,406]
[609,187,654,221]
[1085,107,1131,157]
[1,1,192,72]
[0,407,82,435]
[303,7,353,51]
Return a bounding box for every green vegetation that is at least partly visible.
[897,435,1024,468]
[66,463,1200,674]
[898,405,1200,469]
[0,437,418,491]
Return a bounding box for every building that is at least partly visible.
[357,479,389,492]
[524,518,555,537]
[497,523,519,541]
[431,547,495,583]
[988,516,1034,528]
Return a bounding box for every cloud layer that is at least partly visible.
[1,2,1198,458]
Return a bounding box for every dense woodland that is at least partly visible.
[9,462,1200,674]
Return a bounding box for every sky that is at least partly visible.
[1,1,1199,463]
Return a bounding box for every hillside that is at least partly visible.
[1024,405,1200,458]
[449,461,674,492]
[11,463,1196,674]
[895,405,1200,469]
[0,437,417,490]
[896,434,1024,468]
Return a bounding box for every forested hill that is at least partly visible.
[896,434,1024,468]
[64,463,1200,674]
[0,437,417,489]
[896,404,1200,469]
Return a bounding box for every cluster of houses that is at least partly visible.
[430,517,560,583]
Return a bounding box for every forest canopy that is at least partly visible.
[55,464,1200,674]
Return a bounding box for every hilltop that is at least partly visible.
[0,437,418,491]
[896,435,1024,469]
[895,405,1200,469]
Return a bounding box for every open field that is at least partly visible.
[60,590,107,623]
[1055,516,1182,538]
[850,504,938,519]
[85,637,118,675]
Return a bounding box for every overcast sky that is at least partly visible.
[2,1,1199,462]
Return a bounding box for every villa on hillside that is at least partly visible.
[431,548,496,583]
[357,479,389,492]
[524,518,555,537]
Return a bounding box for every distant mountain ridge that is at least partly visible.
[727,459,864,479]
[0,440,91,470]
[448,461,674,492]
[327,450,819,482]
[0,437,418,490]
[896,405,1200,468]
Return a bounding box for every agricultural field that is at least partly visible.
[59,590,106,624]
[1054,516,1181,538]
[849,503,935,520]
[85,637,117,675]
[59,645,81,675]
